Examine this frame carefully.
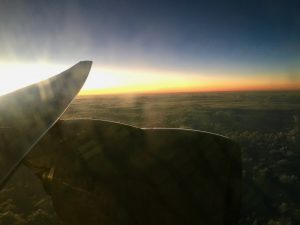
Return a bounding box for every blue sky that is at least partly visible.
[0,0,299,93]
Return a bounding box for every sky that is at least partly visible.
[0,0,300,95]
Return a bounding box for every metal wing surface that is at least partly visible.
[25,119,241,225]
[0,61,92,186]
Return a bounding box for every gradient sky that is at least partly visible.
[0,0,300,94]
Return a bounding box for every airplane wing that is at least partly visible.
[25,119,241,225]
[0,61,92,187]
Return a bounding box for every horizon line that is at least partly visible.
[79,87,300,96]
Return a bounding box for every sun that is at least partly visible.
[0,62,68,96]
[0,62,130,97]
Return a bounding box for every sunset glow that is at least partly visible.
[1,61,299,97]
[76,65,300,94]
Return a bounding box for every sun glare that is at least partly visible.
[0,62,68,96]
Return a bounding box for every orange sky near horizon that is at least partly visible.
[79,64,300,95]
[0,62,299,96]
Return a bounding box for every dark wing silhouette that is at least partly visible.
[0,61,92,187]
[25,119,241,225]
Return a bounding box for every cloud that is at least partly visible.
[0,211,26,225]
